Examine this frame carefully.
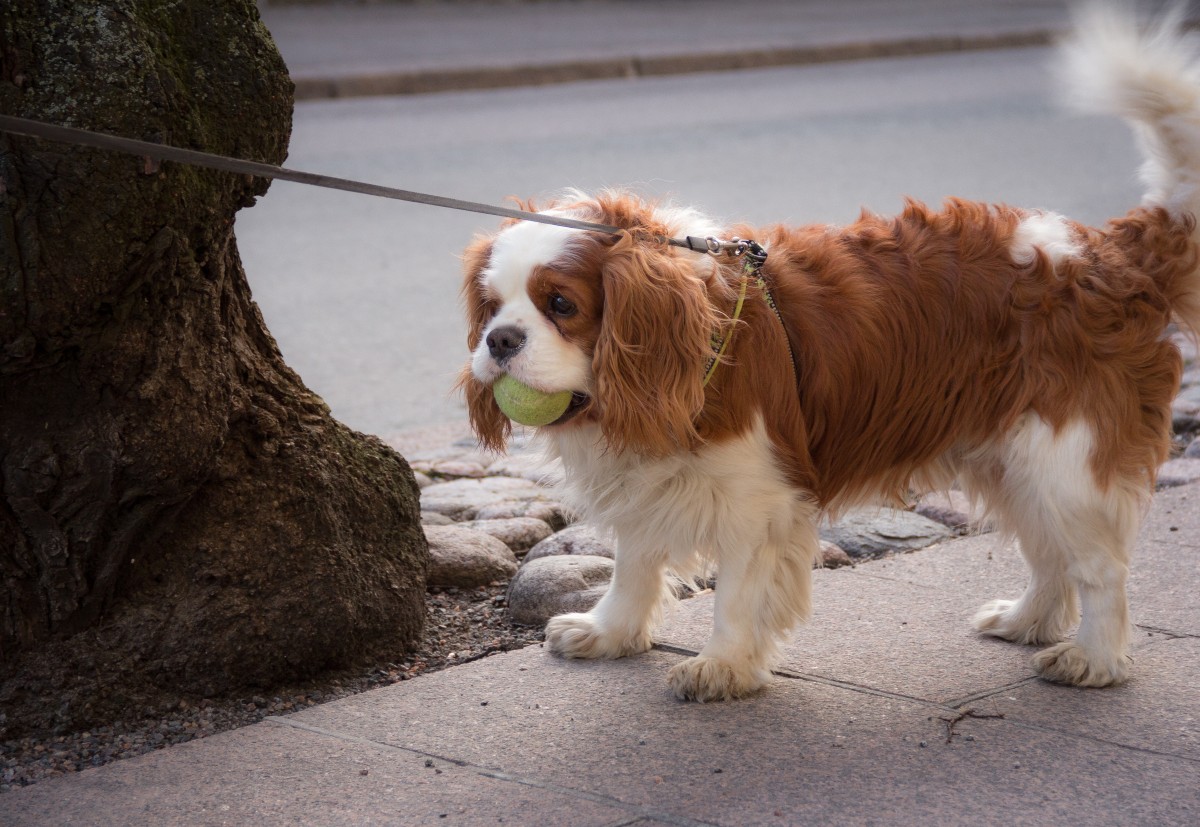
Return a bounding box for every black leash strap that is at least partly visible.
[0,116,745,255]
[0,115,734,254]
[0,114,708,246]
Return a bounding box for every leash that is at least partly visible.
[0,114,721,252]
[0,114,795,386]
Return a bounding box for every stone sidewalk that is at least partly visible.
[7,478,1198,824]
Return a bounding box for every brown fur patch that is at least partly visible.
[461,193,1196,505]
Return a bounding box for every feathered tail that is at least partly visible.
[1059,2,1200,332]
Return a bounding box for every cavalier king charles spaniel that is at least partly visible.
[459,5,1200,701]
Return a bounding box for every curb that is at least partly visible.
[290,28,1054,101]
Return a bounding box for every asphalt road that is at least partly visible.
[235,45,1141,439]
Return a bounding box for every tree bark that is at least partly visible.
[0,0,427,737]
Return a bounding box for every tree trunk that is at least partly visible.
[0,0,427,738]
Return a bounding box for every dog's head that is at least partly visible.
[460,191,728,456]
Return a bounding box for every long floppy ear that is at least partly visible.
[593,233,719,456]
[456,233,511,452]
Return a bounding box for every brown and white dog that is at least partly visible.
[459,5,1200,701]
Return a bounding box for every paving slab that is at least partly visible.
[911,713,1199,826]
[3,708,636,827]
[263,643,1199,825]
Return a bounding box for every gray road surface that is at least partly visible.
[235,45,1140,438]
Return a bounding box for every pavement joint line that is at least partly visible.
[943,676,1044,709]
[1145,537,1200,552]
[265,715,719,827]
[770,665,968,712]
[264,716,470,767]
[1136,624,1199,640]
[654,641,978,713]
[983,714,1200,765]
[943,673,1200,764]
[594,817,660,827]
[475,768,719,827]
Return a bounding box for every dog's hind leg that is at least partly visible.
[969,459,1080,647]
[667,498,820,702]
[971,414,1141,687]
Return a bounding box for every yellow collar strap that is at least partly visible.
[698,236,799,392]
[702,271,750,388]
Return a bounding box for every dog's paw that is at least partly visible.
[544,612,651,660]
[972,599,1068,646]
[666,656,771,702]
[1031,641,1130,687]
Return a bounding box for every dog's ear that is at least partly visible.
[593,233,719,456]
[458,233,511,452]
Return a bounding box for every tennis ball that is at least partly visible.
[492,374,573,427]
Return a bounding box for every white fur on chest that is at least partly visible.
[544,418,807,569]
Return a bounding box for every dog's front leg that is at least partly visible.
[544,536,670,660]
[668,502,819,702]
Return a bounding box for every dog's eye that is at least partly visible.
[549,294,577,317]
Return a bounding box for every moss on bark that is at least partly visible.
[0,0,427,737]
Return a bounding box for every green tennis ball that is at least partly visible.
[492,374,573,427]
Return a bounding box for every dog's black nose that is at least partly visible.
[486,325,526,362]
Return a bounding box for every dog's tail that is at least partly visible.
[1060,3,1200,219]
[1059,2,1200,332]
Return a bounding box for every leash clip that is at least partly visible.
[701,236,767,269]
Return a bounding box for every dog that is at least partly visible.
[459,4,1200,701]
